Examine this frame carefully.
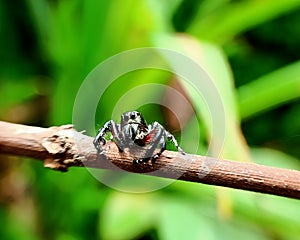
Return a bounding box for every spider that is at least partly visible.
[93,111,185,163]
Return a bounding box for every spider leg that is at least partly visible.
[154,122,186,155]
[111,122,125,152]
[165,130,185,155]
[94,120,113,153]
[93,120,124,153]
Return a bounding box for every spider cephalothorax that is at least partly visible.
[93,111,185,163]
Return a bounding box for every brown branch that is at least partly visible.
[0,121,299,199]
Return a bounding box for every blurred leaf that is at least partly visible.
[237,61,300,119]
[0,79,37,115]
[179,113,207,155]
[26,0,50,43]
[40,0,164,124]
[232,191,300,240]
[188,0,300,43]
[147,0,183,31]
[31,167,105,239]
[99,192,156,240]
[250,147,300,170]
[213,217,267,240]
[157,197,216,240]
[153,33,253,221]
[56,233,78,240]
[157,193,268,240]
[153,33,251,162]
[95,69,171,128]
[194,0,230,17]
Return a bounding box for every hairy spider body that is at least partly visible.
[93,111,185,163]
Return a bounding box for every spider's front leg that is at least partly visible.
[165,129,185,155]
[153,122,186,155]
[94,120,124,154]
[94,120,113,153]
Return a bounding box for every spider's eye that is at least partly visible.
[130,112,136,119]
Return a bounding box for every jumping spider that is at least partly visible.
[93,111,185,164]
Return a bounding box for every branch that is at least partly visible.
[0,121,299,199]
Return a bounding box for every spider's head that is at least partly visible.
[121,111,147,127]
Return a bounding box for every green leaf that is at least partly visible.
[188,0,300,43]
[237,61,300,119]
[250,147,300,170]
[147,0,183,31]
[34,0,167,124]
[232,190,300,239]
[26,0,51,43]
[0,79,37,115]
[157,197,216,240]
[99,192,156,240]
[153,33,251,162]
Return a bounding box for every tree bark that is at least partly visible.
[0,121,299,199]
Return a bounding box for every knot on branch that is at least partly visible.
[41,125,84,172]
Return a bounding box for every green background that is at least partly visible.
[1,0,300,239]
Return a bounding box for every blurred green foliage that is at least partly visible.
[1,0,300,239]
